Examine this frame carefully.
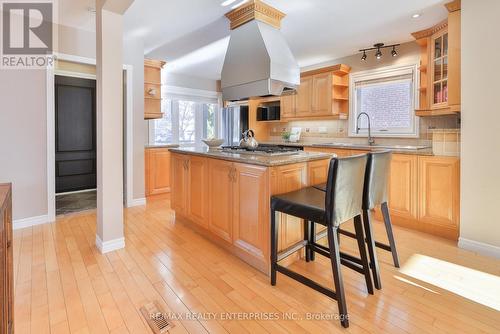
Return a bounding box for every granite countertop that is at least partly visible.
[169,147,334,167]
[261,141,435,156]
[145,144,180,149]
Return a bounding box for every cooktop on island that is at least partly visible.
[221,144,302,156]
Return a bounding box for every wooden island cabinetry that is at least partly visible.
[170,151,331,273]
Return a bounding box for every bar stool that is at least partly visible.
[270,155,373,328]
[314,151,400,290]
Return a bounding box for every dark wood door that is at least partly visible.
[55,76,96,193]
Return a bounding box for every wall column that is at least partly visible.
[95,0,134,253]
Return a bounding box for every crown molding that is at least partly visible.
[225,0,285,30]
[445,0,461,13]
[411,19,448,40]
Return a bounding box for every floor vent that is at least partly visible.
[140,301,174,334]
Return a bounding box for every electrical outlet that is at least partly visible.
[305,128,310,133]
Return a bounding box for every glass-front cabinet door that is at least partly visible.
[432,30,448,107]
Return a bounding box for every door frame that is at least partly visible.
[46,53,135,222]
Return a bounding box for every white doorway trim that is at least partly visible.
[47,53,135,222]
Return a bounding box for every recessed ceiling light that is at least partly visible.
[221,0,238,6]
[412,13,421,19]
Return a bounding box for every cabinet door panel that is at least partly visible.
[280,94,296,119]
[171,154,187,213]
[308,159,330,186]
[418,156,460,230]
[388,155,418,220]
[275,164,308,250]
[208,160,233,242]
[312,73,332,116]
[146,149,171,196]
[232,164,268,261]
[188,156,208,228]
[296,76,312,117]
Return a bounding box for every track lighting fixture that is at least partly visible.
[359,43,400,61]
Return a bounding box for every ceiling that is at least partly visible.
[61,0,449,80]
[59,0,96,32]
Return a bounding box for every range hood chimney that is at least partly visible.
[221,0,300,101]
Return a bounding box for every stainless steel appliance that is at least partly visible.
[221,104,249,146]
[257,105,280,121]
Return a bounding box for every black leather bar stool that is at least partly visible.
[270,155,373,328]
[314,151,400,290]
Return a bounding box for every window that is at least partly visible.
[349,65,419,137]
[150,95,220,146]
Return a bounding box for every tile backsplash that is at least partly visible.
[268,115,460,149]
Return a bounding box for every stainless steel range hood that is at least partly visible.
[221,1,300,101]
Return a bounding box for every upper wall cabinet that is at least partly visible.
[281,64,351,121]
[413,0,461,116]
[144,59,166,120]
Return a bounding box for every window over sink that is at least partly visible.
[349,64,419,138]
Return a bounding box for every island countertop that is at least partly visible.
[169,147,334,166]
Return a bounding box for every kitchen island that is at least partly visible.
[169,147,333,273]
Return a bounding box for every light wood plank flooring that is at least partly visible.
[13,194,500,333]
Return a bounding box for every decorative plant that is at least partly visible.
[281,131,291,142]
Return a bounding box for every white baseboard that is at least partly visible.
[95,235,125,254]
[127,197,146,207]
[13,214,50,230]
[458,237,500,259]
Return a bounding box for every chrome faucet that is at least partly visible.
[356,112,375,146]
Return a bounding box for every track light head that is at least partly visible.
[361,51,367,61]
[391,46,398,57]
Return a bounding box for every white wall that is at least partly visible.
[0,70,48,220]
[0,22,147,221]
[460,0,500,254]
[123,37,148,199]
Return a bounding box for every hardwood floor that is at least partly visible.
[13,194,500,333]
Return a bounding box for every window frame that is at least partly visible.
[148,85,222,146]
[348,64,420,138]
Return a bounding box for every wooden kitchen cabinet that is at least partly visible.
[385,155,418,223]
[304,147,461,240]
[171,153,189,213]
[208,159,234,243]
[307,158,330,186]
[187,156,209,228]
[418,156,460,239]
[280,93,296,119]
[413,0,460,115]
[0,184,13,334]
[295,75,312,117]
[311,72,333,116]
[145,148,171,196]
[232,163,269,264]
[273,163,308,251]
[144,59,166,120]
